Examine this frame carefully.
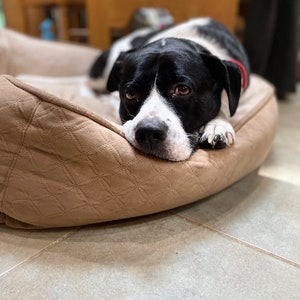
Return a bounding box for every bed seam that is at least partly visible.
[3,75,124,137]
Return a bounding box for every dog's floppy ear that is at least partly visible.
[89,49,110,79]
[202,53,241,116]
[106,52,126,92]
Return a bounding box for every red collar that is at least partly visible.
[229,59,248,90]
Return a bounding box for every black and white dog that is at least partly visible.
[89,18,250,161]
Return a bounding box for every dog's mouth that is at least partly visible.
[122,119,198,161]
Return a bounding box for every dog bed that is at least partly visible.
[0,29,278,229]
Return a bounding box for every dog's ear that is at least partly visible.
[89,49,110,79]
[202,53,241,116]
[106,52,126,92]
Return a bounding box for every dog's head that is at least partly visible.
[107,38,242,161]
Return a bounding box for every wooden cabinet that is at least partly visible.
[86,0,239,48]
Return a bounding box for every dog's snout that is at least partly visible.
[135,119,168,150]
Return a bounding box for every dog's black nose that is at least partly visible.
[135,119,168,150]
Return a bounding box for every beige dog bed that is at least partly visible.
[0,29,278,229]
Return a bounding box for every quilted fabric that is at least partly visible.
[0,74,277,229]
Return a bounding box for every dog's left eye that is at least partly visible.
[174,84,191,96]
[124,88,138,101]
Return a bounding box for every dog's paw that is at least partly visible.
[199,119,235,149]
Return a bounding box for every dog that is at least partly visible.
[88,18,250,161]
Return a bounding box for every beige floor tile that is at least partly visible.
[259,145,300,185]
[0,215,299,299]
[277,92,300,129]
[276,124,300,152]
[254,84,300,254]
[178,172,300,264]
[0,225,76,276]
[259,93,300,185]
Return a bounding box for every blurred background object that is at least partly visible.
[129,7,174,31]
[0,0,5,28]
[39,7,55,40]
[110,7,175,42]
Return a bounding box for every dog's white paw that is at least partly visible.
[199,119,235,149]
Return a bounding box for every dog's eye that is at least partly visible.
[124,88,138,101]
[174,84,191,96]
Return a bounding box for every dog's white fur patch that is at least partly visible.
[123,87,193,161]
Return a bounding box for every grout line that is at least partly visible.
[0,227,81,279]
[176,214,300,269]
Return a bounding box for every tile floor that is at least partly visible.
[1,85,300,299]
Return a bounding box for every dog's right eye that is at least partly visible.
[124,88,138,102]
